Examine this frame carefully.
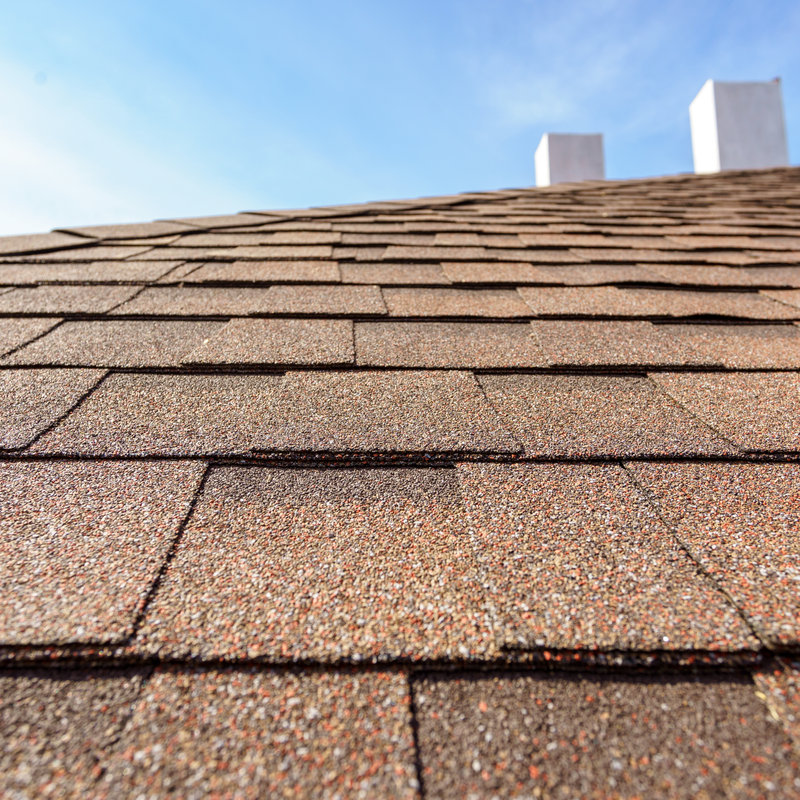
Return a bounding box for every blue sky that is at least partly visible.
[2,0,799,234]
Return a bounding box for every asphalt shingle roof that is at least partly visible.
[1,166,800,797]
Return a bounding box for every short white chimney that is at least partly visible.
[535,133,605,187]
[689,79,789,173]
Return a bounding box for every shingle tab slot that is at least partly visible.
[457,463,755,650]
[479,374,736,457]
[0,461,204,644]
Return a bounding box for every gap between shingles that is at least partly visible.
[406,676,427,800]
[125,462,212,642]
[620,462,768,649]
[0,318,67,360]
[21,369,114,451]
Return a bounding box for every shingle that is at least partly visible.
[0,368,105,450]
[110,286,273,315]
[137,468,494,660]
[0,260,177,284]
[736,266,800,287]
[0,285,141,314]
[0,245,153,262]
[519,232,678,248]
[30,374,283,456]
[627,463,800,647]
[516,263,655,285]
[0,317,60,357]
[644,263,800,287]
[457,463,753,650]
[6,320,224,367]
[569,247,707,263]
[255,370,519,453]
[175,231,340,246]
[530,320,717,367]
[356,322,546,368]
[518,286,797,318]
[180,259,340,283]
[479,374,735,457]
[763,288,800,310]
[651,372,800,451]
[661,323,800,368]
[382,245,487,261]
[340,262,450,284]
[258,284,386,314]
[0,231,89,254]
[170,212,277,228]
[754,659,800,749]
[185,319,354,366]
[415,672,798,799]
[228,244,334,259]
[383,288,531,318]
[0,668,145,798]
[0,461,204,644]
[440,261,545,284]
[97,668,417,798]
[60,221,194,239]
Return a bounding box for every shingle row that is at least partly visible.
[1,461,798,656]
[1,368,796,455]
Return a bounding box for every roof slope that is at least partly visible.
[1,167,800,797]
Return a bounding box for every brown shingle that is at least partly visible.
[0,245,153,262]
[255,371,520,453]
[383,288,531,317]
[259,284,386,314]
[356,322,545,368]
[180,259,340,283]
[527,264,656,284]
[440,261,545,284]
[111,286,272,315]
[0,368,105,449]
[628,463,800,647]
[0,669,145,797]
[340,262,450,284]
[415,673,797,799]
[518,286,796,318]
[530,320,716,367]
[99,668,417,798]
[651,372,800,451]
[0,231,89,255]
[479,374,735,457]
[0,260,179,284]
[30,374,283,456]
[174,231,341,246]
[661,323,800,368]
[185,319,354,365]
[60,221,194,239]
[112,284,385,315]
[382,245,487,261]
[137,468,493,660]
[0,461,203,644]
[0,317,60,357]
[754,659,800,749]
[228,244,334,259]
[457,463,754,650]
[6,320,224,367]
[763,288,800,310]
[0,285,141,314]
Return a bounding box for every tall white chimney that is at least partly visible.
[535,133,605,187]
[689,79,789,173]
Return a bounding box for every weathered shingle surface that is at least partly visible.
[1,166,800,796]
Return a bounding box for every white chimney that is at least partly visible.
[689,79,789,173]
[535,133,605,187]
